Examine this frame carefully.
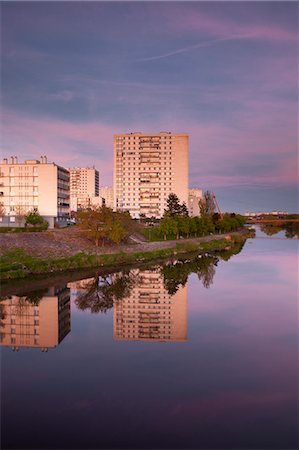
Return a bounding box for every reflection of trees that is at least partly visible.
[75,272,137,313]
[161,255,218,293]
[259,222,299,238]
[161,239,246,293]
[260,223,283,236]
[285,223,299,239]
[196,260,217,289]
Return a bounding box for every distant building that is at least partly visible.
[188,188,203,217]
[0,286,71,352]
[0,156,70,228]
[113,268,188,342]
[113,132,188,219]
[99,186,114,209]
[69,167,99,211]
[245,211,289,217]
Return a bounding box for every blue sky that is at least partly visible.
[1,1,298,212]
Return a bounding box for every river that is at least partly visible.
[0,227,298,449]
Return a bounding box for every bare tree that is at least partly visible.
[15,205,26,228]
[198,191,215,218]
[0,202,6,224]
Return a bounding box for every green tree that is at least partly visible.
[25,208,48,228]
[165,193,183,217]
[110,221,127,244]
[160,216,178,240]
[177,216,190,238]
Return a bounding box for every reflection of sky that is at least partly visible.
[1,238,298,449]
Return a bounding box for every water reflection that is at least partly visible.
[258,221,299,238]
[113,268,188,342]
[1,234,297,449]
[68,241,245,342]
[0,286,70,351]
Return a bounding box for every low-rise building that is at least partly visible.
[0,156,70,228]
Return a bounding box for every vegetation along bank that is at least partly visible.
[0,231,252,281]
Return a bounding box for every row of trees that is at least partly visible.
[157,192,245,240]
[159,213,245,240]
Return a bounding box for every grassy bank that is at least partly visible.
[0,234,247,281]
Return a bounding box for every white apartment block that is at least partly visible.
[114,268,187,342]
[188,188,203,217]
[114,132,188,219]
[0,156,70,228]
[99,186,114,209]
[68,167,99,211]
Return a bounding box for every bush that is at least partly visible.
[25,209,48,230]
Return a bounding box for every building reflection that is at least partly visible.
[0,286,70,352]
[113,269,188,342]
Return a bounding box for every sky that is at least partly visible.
[1,1,298,213]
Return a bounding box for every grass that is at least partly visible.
[1,234,247,281]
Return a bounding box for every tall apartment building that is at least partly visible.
[0,286,71,352]
[0,156,70,228]
[188,188,203,217]
[114,132,188,219]
[68,167,99,211]
[114,268,188,342]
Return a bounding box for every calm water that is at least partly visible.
[1,229,298,449]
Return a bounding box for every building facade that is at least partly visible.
[99,186,114,209]
[113,268,188,342]
[188,188,203,217]
[0,286,71,352]
[113,132,188,219]
[0,156,70,228]
[69,167,99,211]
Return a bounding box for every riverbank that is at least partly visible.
[0,230,251,281]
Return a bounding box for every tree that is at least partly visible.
[25,208,48,228]
[198,191,215,218]
[110,221,127,244]
[77,206,133,246]
[77,206,113,247]
[180,202,189,217]
[160,216,178,240]
[15,205,26,227]
[165,193,182,216]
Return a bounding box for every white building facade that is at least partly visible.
[0,156,70,228]
[113,132,188,219]
[99,186,114,209]
[69,167,99,211]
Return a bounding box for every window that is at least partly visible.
[10,216,15,223]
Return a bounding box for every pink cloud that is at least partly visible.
[164,6,298,44]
